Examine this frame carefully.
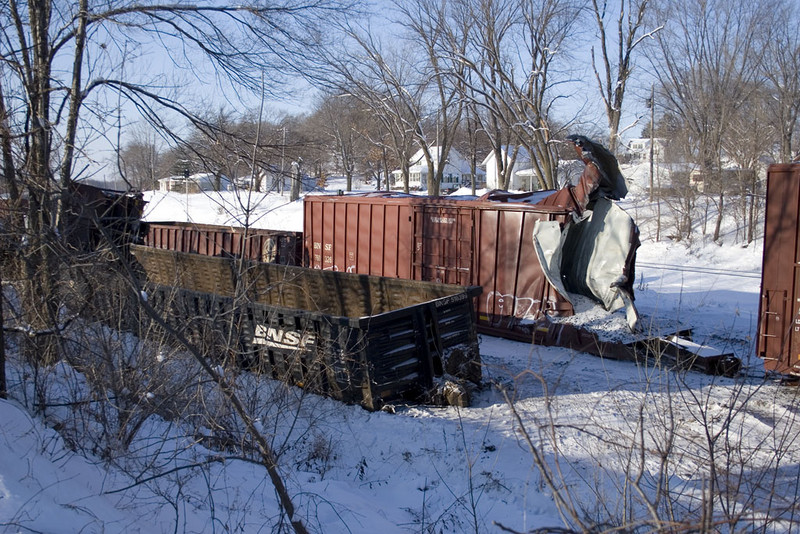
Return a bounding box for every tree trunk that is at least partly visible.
[291,162,301,201]
[0,266,6,399]
[22,0,61,365]
[713,191,724,242]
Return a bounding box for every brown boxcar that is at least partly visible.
[144,221,302,265]
[303,193,577,338]
[757,162,800,375]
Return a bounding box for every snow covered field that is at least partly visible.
[2,164,798,533]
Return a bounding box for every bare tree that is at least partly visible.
[722,84,772,244]
[320,22,424,193]
[590,0,659,154]
[446,0,581,190]
[311,93,366,192]
[360,121,401,191]
[448,0,521,190]
[119,126,163,191]
[394,0,466,196]
[759,0,800,163]
[649,0,768,242]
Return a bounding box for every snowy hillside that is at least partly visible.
[3,163,797,533]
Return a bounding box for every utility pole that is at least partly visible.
[291,158,302,201]
[183,165,190,222]
[649,85,655,203]
[279,127,286,195]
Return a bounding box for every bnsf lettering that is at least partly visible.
[253,325,316,350]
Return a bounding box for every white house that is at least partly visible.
[481,147,540,191]
[391,147,484,192]
[233,163,316,193]
[627,138,666,163]
[158,172,230,193]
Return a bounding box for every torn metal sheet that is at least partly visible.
[532,137,640,331]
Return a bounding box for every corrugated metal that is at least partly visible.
[758,162,800,375]
[303,193,419,276]
[303,194,575,336]
[132,245,481,409]
[143,221,302,265]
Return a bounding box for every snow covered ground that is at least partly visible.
[2,164,798,533]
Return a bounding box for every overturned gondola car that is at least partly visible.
[132,245,482,410]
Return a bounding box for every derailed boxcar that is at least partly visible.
[131,245,482,409]
[303,136,641,340]
[303,194,577,337]
[63,182,146,251]
[143,221,302,265]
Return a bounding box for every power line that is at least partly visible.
[637,261,761,280]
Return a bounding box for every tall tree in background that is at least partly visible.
[721,83,774,244]
[446,0,580,190]
[449,0,520,190]
[119,125,163,191]
[515,0,581,188]
[590,0,658,154]
[760,0,800,163]
[320,23,423,192]
[312,93,366,192]
[649,0,767,243]
[394,0,465,196]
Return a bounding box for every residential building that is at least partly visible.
[481,147,540,191]
[391,147,484,192]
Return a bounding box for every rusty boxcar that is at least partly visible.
[757,162,800,375]
[304,138,640,340]
[143,221,303,265]
[303,193,579,339]
[131,245,482,409]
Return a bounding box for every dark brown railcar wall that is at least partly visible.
[303,194,419,277]
[303,194,574,335]
[131,245,478,318]
[758,163,800,375]
[144,221,302,265]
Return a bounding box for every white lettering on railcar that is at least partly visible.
[253,325,316,350]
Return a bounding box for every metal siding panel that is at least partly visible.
[384,205,399,278]
[759,164,800,374]
[321,202,335,270]
[476,209,500,325]
[490,210,523,325]
[309,199,323,268]
[512,211,548,321]
[370,205,384,276]
[354,204,367,274]
[332,202,346,271]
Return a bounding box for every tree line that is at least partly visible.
[114,0,798,213]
